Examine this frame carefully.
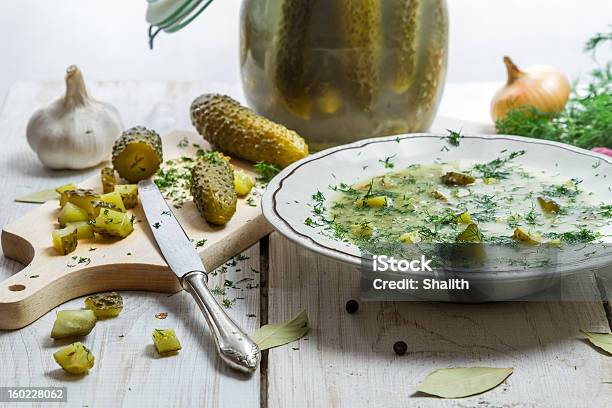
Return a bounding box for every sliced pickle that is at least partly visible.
[112,126,163,183]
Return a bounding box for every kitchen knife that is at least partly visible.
[137,179,261,373]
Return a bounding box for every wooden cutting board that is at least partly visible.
[0,131,272,330]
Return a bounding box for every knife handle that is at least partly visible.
[182,271,261,373]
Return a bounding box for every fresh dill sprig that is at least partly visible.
[254,162,281,183]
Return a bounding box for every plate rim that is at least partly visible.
[262,132,612,272]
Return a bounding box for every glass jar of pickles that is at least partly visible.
[240,0,449,150]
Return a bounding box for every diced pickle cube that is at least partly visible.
[234,170,255,197]
[430,191,447,201]
[51,309,97,339]
[512,228,540,245]
[399,231,422,244]
[354,196,388,208]
[97,191,126,213]
[65,221,95,239]
[92,209,134,238]
[152,329,182,354]
[61,189,101,217]
[56,183,77,195]
[58,202,89,227]
[440,171,475,186]
[455,211,473,224]
[456,224,483,243]
[101,167,117,194]
[350,222,373,238]
[84,292,124,318]
[52,226,78,255]
[114,184,139,209]
[53,342,95,374]
[537,197,560,214]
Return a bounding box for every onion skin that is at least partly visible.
[592,147,612,157]
[491,56,570,122]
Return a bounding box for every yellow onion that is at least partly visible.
[491,56,570,122]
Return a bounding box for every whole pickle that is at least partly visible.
[340,0,382,111]
[190,94,308,168]
[190,152,237,225]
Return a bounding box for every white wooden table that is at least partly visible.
[0,81,610,408]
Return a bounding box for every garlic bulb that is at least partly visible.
[26,66,123,169]
[491,56,570,122]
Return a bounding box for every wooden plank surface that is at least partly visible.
[1,81,610,407]
[0,245,261,408]
[267,233,612,408]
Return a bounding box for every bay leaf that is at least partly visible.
[15,188,58,203]
[416,367,513,399]
[251,310,309,350]
[581,330,612,355]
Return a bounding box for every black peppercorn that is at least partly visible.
[345,299,359,314]
[393,341,408,355]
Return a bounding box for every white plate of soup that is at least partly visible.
[262,133,611,301]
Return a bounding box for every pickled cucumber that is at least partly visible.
[51,309,97,339]
[114,184,139,209]
[440,172,475,186]
[52,226,78,255]
[537,197,560,214]
[412,1,448,129]
[390,0,420,93]
[234,170,255,197]
[112,126,163,183]
[152,329,181,354]
[53,342,95,374]
[84,292,123,318]
[101,167,117,194]
[190,154,237,225]
[66,221,95,239]
[513,227,540,245]
[98,191,126,213]
[60,189,100,217]
[190,94,308,168]
[456,224,483,243]
[56,183,77,195]
[58,202,89,227]
[92,208,134,238]
[274,0,313,118]
[340,0,382,111]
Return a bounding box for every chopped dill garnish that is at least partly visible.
[254,162,281,183]
[446,129,462,146]
[471,150,525,179]
[222,297,235,309]
[379,154,397,169]
[544,228,600,244]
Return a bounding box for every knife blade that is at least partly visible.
[138,180,261,373]
[137,180,206,277]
